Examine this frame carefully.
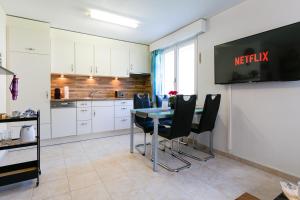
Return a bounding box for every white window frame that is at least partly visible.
[161,37,198,95]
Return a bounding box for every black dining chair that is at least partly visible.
[179,94,221,161]
[133,93,153,156]
[155,95,197,172]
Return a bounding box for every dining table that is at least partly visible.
[130,107,203,172]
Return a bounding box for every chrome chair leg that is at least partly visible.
[153,139,191,172]
[178,132,215,162]
[135,133,151,156]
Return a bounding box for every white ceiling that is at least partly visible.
[0,0,245,44]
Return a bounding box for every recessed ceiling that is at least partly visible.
[0,0,246,44]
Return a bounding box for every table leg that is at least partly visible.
[152,118,159,172]
[130,113,134,153]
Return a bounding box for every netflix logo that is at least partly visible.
[234,51,269,66]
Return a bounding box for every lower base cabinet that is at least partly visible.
[77,120,92,135]
[92,106,114,133]
[114,117,131,130]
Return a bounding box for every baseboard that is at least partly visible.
[190,140,299,183]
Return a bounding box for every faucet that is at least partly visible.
[89,90,101,98]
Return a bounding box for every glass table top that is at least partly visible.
[131,107,203,119]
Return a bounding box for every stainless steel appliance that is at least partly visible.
[115,91,125,98]
[51,101,76,138]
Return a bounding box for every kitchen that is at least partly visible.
[6,16,151,141]
[0,1,299,200]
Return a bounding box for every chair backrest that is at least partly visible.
[198,94,221,133]
[156,95,168,108]
[134,93,151,109]
[170,95,197,139]
[133,93,152,123]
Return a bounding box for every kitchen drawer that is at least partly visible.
[114,100,133,106]
[77,107,91,120]
[92,101,114,107]
[77,101,91,108]
[77,120,92,135]
[115,105,132,117]
[115,117,130,130]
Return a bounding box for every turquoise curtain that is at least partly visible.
[151,49,163,102]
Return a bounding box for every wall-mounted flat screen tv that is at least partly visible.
[214,22,300,84]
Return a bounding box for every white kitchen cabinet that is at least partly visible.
[50,29,75,74]
[94,44,111,76]
[92,102,114,133]
[111,42,130,77]
[77,120,92,135]
[75,41,94,75]
[130,44,150,74]
[114,100,133,130]
[7,52,50,125]
[7,16,50,55]
[77,101,92,135]
[115,105,132,117]
[115,117,131,130]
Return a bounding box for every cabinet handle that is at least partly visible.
[81,109,87,112]
[121,107,127,110]
[90,66,93,73]
[46,91,49,100]
[25,48,35,51]
[121,102,126,104]
[71,64,74,72]
[96,67,98,73]
[93,111,96,117]
[81,122,87,126]
[121,119,127,122]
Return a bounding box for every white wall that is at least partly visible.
[0,4,6,159]
[197,0,300,177]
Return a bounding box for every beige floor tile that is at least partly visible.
[32,178,69,200]
[68,171,101,191]
[71,182,111,200]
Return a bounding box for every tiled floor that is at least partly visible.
[0,133,284,200]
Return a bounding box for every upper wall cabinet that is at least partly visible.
[7,16,50,55]
[75,35,94,76]
[51,29,75,74]
[94,38,111,76]
[130,44,150,74]
[50,28,149,77]
[111,41,130,77]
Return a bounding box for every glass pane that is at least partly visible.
[178,43,195,94]
[163,50,175,94]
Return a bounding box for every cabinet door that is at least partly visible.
[92,106,114,133]
[75,41,94,75]
[51,30,75,74]
[7,52,50,124]
[130,44,150,74]
[111,42,130,77]
[7,16,50,55]
[94,45,111,76]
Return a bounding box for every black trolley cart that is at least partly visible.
[0,111,41,187]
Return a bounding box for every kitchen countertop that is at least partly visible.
[50,98,133,102]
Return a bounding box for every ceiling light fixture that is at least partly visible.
[89,9,139,29]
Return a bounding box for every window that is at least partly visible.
[160,39,196,95]
[162,49,175,94]
[178,42,195,94]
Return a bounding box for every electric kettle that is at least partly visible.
[20,125,36,142]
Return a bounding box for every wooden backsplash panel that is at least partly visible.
[51,74,152,99]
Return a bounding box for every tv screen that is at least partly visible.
[214,22,300,84]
